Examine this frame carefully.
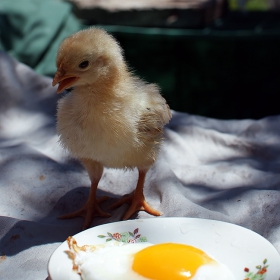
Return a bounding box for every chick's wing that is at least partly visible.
[136,81,171,137]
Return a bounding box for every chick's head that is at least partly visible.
[53,28,125,93]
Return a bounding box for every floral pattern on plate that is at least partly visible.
[98,228,148,243]
[244,259,268,280]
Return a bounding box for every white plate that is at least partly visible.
[48,217,280,280]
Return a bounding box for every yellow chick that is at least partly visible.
[52,27,171,229]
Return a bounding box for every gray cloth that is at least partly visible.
[0,52,280,279]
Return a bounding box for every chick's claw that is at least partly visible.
[59,196,110,229]
[110,192,162,220]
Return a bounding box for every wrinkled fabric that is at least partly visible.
[0,52,280,279]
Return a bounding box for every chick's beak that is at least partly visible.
[52,71,79,94]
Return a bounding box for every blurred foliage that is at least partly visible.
[229,0,269,10]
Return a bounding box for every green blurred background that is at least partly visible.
[1,0,280,119]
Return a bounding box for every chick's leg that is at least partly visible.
[111,168,161,220]
[59,159,110,229]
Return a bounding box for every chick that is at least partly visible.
[52,27,171,229]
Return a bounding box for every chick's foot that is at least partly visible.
[110,192,161,220]
[59,196,110,229]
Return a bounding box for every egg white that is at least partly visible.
[74,242,152,280]
[190,263,235,280]
[70,241,235,280]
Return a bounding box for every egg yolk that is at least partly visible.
[132,243,216,280]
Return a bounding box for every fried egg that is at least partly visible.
[66,237,235,280]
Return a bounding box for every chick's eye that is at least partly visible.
[79,60,89,69]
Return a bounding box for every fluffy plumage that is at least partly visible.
[52,27,171,229]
